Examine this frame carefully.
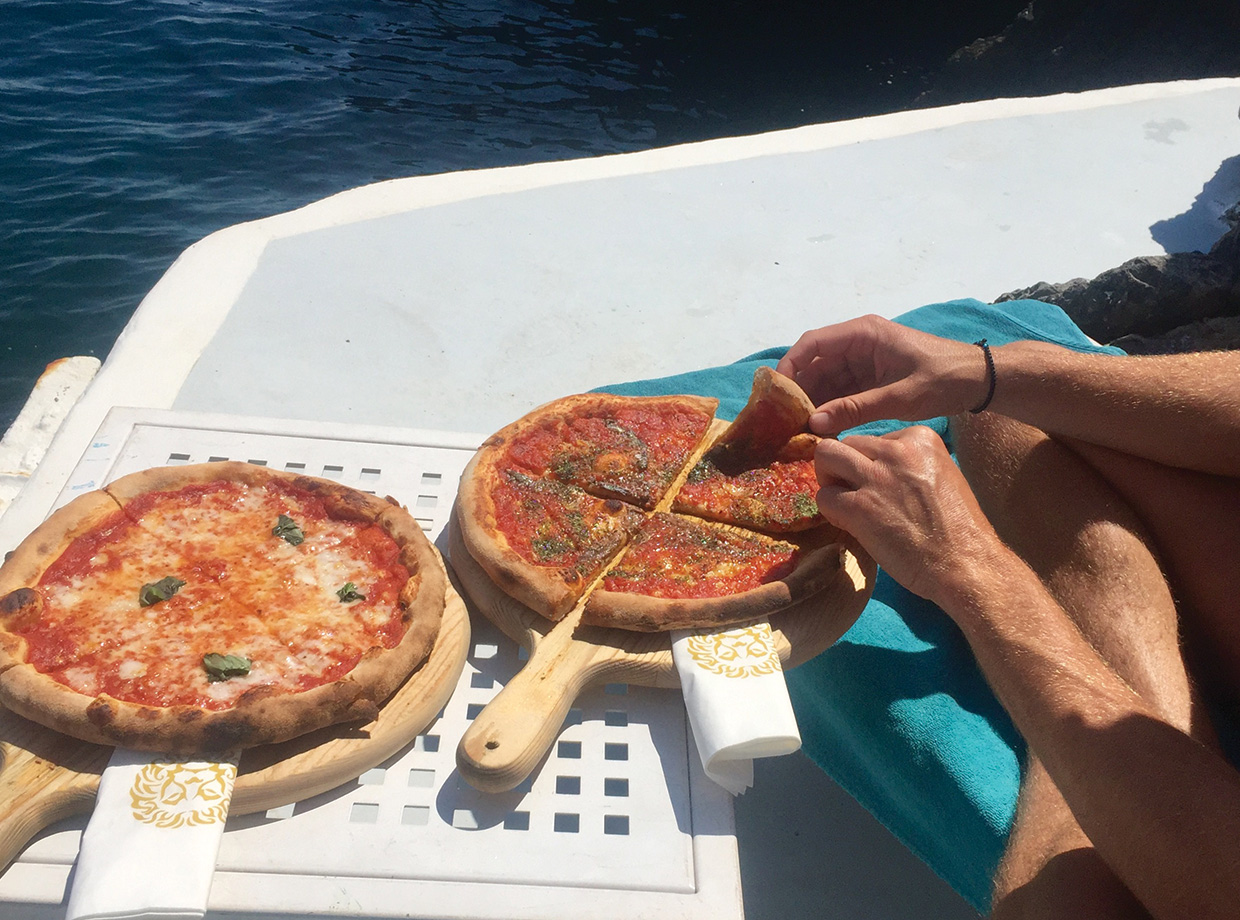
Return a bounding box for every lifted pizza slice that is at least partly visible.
[705,366,815,473]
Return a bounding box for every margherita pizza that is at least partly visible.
[456,374,842,632]
[0,462,444,753]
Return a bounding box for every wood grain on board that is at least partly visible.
[450,512,875,793]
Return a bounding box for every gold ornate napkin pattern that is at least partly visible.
[671,620,801,794]
[66,749,238,920]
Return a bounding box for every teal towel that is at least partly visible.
[597,298,1123,911]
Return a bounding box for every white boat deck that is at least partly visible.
[3,77,1240,919]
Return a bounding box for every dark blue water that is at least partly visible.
[0,0,1025,432]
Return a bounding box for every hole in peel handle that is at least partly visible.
[455,647,593,794]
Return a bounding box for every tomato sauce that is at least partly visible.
[492,470,638,577]
[603,513,798,599]
[675,457,821,531]
[38,510,140,584]
[502,401,713,508]
[19,480,413,710]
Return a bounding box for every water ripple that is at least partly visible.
[0,0,1025,429]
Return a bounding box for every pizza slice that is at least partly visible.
[582,512,842,631]
[456,463,646,621]
[500,393,718,510]
[672,432,825,532]
[705,366,815,473]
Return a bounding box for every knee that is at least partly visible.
[950,411,1044,462]
[991,848,1154,920]
[949,413,1056,512]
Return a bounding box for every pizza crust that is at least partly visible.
[0,656,381,752]
[456,451,613,620]
[0,489,123,601]
[102,460,275,502]
[0,462,445,754]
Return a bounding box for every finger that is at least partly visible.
[811,481,851,523]
[804,354,872,399]
[778,319,879,397]
[809,379,918,435]
[813,481,874,536]
[777,325,850,379]
[813,436,874,489]
[880,424,956,465]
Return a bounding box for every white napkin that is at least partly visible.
[66,749,238,920]
[672,619,801,794]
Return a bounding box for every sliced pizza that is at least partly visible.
[672,432,826,533]
[582,512,842,631]
[454,385,850,632]
[500,393,718,509]
[456,461,645,621]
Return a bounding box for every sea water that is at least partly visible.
[0,0,1024,432]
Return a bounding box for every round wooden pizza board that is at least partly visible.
[449,508,877,793]
[0,548,470,874]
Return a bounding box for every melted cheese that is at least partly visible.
[27,479,407,710]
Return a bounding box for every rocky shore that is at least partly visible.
[996,206,1240,353]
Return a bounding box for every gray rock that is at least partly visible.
[1112,314,1240,355]
[997,219,1240,346]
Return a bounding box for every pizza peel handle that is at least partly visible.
[456,613,601,794]
[450,516,676,794]
[0,709,108,872]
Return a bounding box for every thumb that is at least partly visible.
[810,382,912,435]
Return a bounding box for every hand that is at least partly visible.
[814,426,1001,604]
[776,315,992,435]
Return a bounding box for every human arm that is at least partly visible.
[778,314,1240,476]
[814,428,1240,919]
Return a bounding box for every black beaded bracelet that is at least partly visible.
[970,338,996,414]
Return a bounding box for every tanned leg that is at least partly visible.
[990,759,1151,919]
[1061,439,1240,711]
[952,412,1210,919]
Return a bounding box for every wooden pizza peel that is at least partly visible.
[0,549,470,874]
[449,508,877,794]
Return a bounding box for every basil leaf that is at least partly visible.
[138,576,186,607]
[272,514,304,546]
[336,582,365,603]
[203,653,251,682]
